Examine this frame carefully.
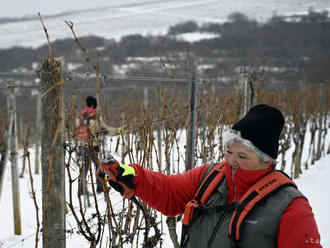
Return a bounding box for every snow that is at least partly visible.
[0,0,330,49]
[295,162,330,248]
[1,133,330,247]
[174,32,220,43]
[126,57,160,63]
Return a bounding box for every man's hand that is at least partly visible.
[116,127,123,134]
[97,153,136,198]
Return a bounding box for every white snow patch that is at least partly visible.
[127,56,160,63]
[197,64,215,71]
[67,62,82,71]
[175,32,220,43]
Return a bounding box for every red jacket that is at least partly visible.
[131,163,322,248]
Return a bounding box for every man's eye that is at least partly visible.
[226,150,232,154]
[239,155,246,159]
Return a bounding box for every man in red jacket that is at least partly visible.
[99,104,322,247]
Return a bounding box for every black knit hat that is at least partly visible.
[86,96,97,108]
[232,104,284,159]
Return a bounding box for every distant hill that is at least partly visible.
[1,9,330,129]
[1,9,329,90]
[1,0,330,49]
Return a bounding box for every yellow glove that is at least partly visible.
[97,153,136,198]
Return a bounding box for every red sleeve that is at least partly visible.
[278,197,322,248]
[131,164,209,216]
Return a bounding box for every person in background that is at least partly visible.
[98,104,322,247]
[76,95,120,194]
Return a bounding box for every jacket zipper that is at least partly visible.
[232,167,237,201]
[206,211,227,248]
[206,167,237,247]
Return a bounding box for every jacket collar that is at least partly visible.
[223,163,274,202]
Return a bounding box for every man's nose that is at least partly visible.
[226,154,238,166]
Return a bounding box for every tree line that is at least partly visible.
[1,9,330,88]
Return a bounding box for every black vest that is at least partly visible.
[181,166,304,248]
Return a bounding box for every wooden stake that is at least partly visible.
[7,80,22,235]
[40,58,65,248]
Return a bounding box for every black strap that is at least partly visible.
[195,170,220,203]
[180,225,189,248]
[196,202,242,216]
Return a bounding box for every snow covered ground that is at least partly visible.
[0,0,330,49]
[295,159,330,248]
[0,137,330,247]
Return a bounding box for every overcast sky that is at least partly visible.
[1,0,115,18]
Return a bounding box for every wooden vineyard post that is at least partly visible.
[40,57,66,248]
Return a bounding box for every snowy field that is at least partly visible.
[295,158,330,248]
[0,129,330,248]
[0,0,330,49]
